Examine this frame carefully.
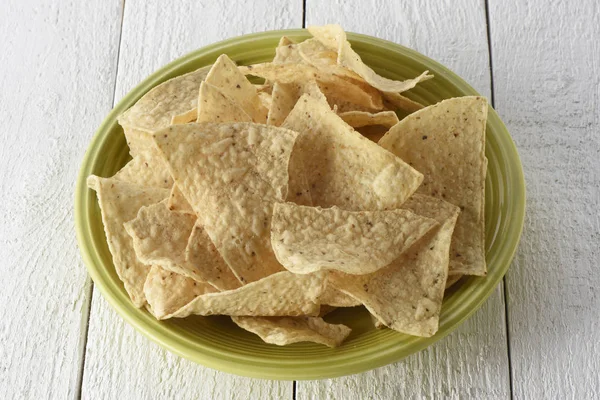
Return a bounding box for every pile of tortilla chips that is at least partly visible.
[88,25,488,347]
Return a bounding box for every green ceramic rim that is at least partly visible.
[74,29,525,380]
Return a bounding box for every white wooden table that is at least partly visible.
[1,0,598,398]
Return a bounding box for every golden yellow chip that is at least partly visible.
[338,110,399,129]
[144,266,217,319]
[87,176,169,307]
[232,316,351,348]
[166,271,326,319]
[124,202,241,290]
[153,122,298,283]
[282,94,423,210]
[271,203,437,275]
[379,96,488,276]
[330,194,460,337]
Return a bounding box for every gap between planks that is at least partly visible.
[484,0,513,398]
[74,1,127,399]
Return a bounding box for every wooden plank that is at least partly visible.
[298,1,511,398]
[488,0,600,398]
[80,1,302,398]
[0,0,122,398]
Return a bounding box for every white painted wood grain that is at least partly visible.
[80,1,302,398]
[299,1,511,398]
[0,0,122,398]
[489,0,600,398]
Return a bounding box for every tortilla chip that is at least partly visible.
[320,285,360,307]
[197,81,253,123]
[267,80,325,127]
[297,38,363,81]
[87,176,169,307]
[273,38,303,64]
[258,91,272,110]
[379,96,488,276]
[254,83,273,94]
[184,222,242,290]
[383,92,425,113]
[271,203,437,275]
[308,25,434,93]
[144,266,217,319]
[166,271,325,319]
[112,154,172,188]
[338,110,399,129]
[282,94,423,210]
[240,63,383,111]
[330,194,460,337]
[167,185,194,214]
[232,316,351,348]
[118,64,212,132]
[124,202,241,290]
[171,108,198,125]
[153,122,298,283]
[205,55,267,123]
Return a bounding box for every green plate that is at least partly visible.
[75,29,525,380]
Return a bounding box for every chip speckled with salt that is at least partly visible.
[87,176,169,307]
[205,55,268,123]
[330,194,460,337]
[166,271,326,319]
[379,96,488,276]
[144,266,217,319]
[197,81,253,123]
[232,316,351,348]
[282,94,423,210]
[271,203,437,275]
[124,202,241,291]
[153,122,298,284]
[112,154,172,189]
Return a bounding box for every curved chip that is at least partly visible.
[330,194,460,337]
[282,94,423,210]
[271,203,438,275]
[338,110,400,129]
[308,24,434,93]
[379,96,488,276]
[166,271,326,319]
[232,316,351,348]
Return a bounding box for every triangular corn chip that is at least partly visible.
[282,94,423,210]
[205,55,267,123]
[167,271,325,319]
[271,203,438,274]
[330,194,460,337]
[144,266,217,319]
[86,176,169,307]
[383,92,425,113]
[124,202,241,290]
[153,122,298,283]
[232,316,351,348]
[197,81,253,123]
[379,96,488,275]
